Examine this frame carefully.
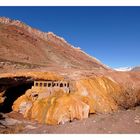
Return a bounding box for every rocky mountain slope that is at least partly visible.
[0,17,107,71]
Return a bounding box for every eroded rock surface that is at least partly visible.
[6,71,139,125]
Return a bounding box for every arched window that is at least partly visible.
[48,83,51,87]
[33,94,38,98]
[35,83,38,86]
[52,83,55,87]
[60,83,63,87]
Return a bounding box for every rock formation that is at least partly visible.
[0,17,140,125]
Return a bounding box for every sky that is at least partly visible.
[0,6,140,68]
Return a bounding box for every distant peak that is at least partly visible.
[114,67,132,71]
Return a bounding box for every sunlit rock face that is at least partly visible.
[12,90,90,125]
[12,75,126,125]
[75,76,123,113]
[1,71,140,125]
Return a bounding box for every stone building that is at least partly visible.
[33,81,69,89]
[31,80,70,95]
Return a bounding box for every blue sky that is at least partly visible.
[0,7,140,68]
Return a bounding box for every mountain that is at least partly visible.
[0,17,107,71]
[115,66,140,72]
[1,17,140,127]
[131,66,140,71]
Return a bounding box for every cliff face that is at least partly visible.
[11,76,117,124]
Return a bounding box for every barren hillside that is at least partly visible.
[131,66,140,72]
[0,17,107,71]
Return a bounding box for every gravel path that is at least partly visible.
[1,106,140,134]
[23,106,140,134]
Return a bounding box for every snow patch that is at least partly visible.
[114,67,132,71]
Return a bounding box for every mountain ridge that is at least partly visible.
[0,17,107,71]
